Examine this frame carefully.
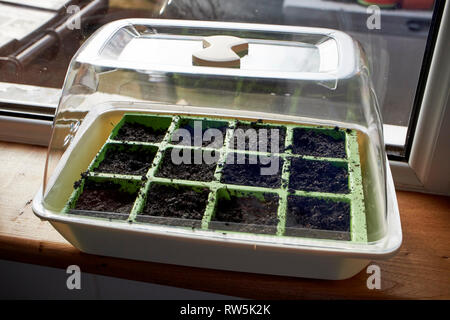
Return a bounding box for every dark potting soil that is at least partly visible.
[291,128,346,158]
[212,193,279,234]
[220,153,283,188]
[289,158,349,194]
[286,195,350,240]
[73,179,137,215]
[171,120,228,148]
[141,184,209,220]
[232,122,286,153]
[114,122,167,143]
[94,145,156,175]
[155,148,217,182]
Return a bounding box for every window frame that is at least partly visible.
[390,0,449,195]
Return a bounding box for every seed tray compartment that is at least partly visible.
[135,182,211,229]
[155,147,218,182]
[91,142,158,176]
[231,121,287,153]
[209,188,280,235]
[110,114,173,143]
[172,118,229,148]
[65,175,143,221]
[291,127,347,158]
[65,113,367,243]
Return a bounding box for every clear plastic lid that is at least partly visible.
[42,19,388,248]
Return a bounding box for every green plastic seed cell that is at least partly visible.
[65,113,367,243]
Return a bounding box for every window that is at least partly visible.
[0,0,448,194]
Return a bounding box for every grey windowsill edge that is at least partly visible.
[0,82,57,146]
[0,116,52,147]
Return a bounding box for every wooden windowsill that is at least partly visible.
[0,141,449,299]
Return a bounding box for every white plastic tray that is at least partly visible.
[32,111,401,280]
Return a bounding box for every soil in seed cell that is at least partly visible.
[221,153,283,188]
[291,128,346,158]
[141,184,209,220]
[289,158,349,193]
[155,148,217,182]
[286,195,350,240]
[114,122,167,143]
[73,179,137,214]
[94,144,156,175]
[212,193,279,234]
[172,120,228,148]
[232,122,286,153]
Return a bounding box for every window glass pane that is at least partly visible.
[0,0,439,156]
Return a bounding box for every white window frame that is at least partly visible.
[390,0,450,195]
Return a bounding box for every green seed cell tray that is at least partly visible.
[65,113,367,242]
